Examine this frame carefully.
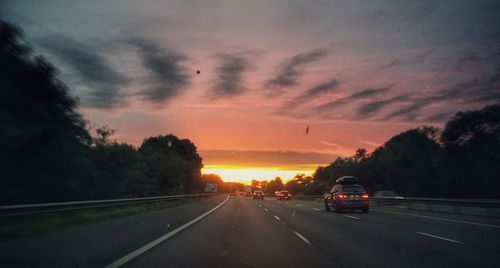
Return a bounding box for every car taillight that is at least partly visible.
[338,194,347,199]
[362,194,369,199]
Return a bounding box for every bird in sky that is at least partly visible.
[306,125,310,135]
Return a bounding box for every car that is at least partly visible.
[253,190,265,199]
[245,192,253,197]
[373,190,404,206]
[276,190,292,200]
[324,176,369,213]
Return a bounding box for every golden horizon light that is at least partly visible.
[202,165,317,185]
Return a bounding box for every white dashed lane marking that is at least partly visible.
[415,231,463,244]
[293,231,311,245]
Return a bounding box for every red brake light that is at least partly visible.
[338,194,347,199]
[362,194,369,199]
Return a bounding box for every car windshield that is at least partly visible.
[2,1,500,267]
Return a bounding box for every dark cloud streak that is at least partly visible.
[210,53,252,98]
[266,48,329,94]
[315,86,391,112]
[37,34,129,108]
[356,95,409,119]
[281,79,338,111]
[129,38,190,103]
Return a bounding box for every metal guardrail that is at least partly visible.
[0,193,218,217]
[291,194,500,217]
[369,196,500,207]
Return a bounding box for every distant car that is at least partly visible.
[276,190,292,200]
[253,191,265,199]
[373,190,404,205]
[245,192,253,197]
[324,176,369,213]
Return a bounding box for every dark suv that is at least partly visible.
[324,176,369,213]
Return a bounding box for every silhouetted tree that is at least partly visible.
[139,135,203,194]
[266,177,284,194]
[440,105,500,198]
[0,20,91,204]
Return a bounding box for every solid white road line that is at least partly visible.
[264,208,269,212]
[274,215,281,221]
[104,195,230,268]
[415,231,463,244]
[371,209,500,229]
[312,208,320,211]
[296,204,302,207]
[293,231,311,245]
[344,215,360,220]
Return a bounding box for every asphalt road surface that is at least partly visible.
[1,195,500,267]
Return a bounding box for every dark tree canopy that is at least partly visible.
[1,20,91,204]
[308,108,500,198]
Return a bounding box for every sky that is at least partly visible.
[2,0,500,183]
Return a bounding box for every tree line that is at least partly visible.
[0,21,207,205]
[279,105,499,199]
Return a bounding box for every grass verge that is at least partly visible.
[0,198,204,239]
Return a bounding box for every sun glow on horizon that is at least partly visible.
[202,165,316,184]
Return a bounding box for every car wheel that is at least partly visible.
[334,202,342,213]
[362,207,369,213]
[324,201,330,211]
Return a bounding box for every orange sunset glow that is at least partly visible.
[202,165,317,184]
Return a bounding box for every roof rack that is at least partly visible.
[336,176,359,185]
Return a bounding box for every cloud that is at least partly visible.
[383,48,435,68]
[315,86,391,112]
[210,53,252,98]
[359,140,381,147]
[279,79,339,112]
[383,100,429,120]
[319,141,355,156]
[128,38,190,103]
[424,112,453,122]
[199,149,337,168]
[265,48,329,94]
[37,34,129,108]
[356,95,409,119]
[383,71,500,121]
[295,79,339,102]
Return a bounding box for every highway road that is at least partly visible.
[1,194,500,267]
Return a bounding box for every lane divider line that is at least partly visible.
[296,204,302,207]
[293,231,311,245]
[371,209,500,229]
[344,215,360,220]
[274,215,281,221]
[415,231,463,244]
[312,208,320,211]
[264,208,269,212]
[104,195,230,268]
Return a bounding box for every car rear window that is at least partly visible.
[341,186,364,193]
